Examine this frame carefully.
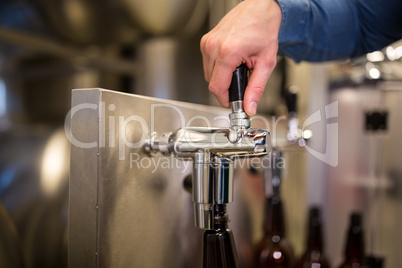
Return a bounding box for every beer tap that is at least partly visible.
[144,64,271,230]
[284,86,309,147]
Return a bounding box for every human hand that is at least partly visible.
[200,0,282,116]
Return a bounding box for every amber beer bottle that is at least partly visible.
[255,194,295,268]
[202,204,239,268]
[296,207,330,268]
[338,213,365,268]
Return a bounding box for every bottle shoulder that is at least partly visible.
[296,250,330,268]
[338,259,363,268]
[204,228,233,237]
[255,237,295,268]
[202,227,239,268]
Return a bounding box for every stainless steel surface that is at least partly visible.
[68,88,302,267]
[146,127,268,157]
[28,0,134,45]
[193,151,213,204]
[0,201,24,268]
[114,0,208,35]
[0,127,69,268]
[0,27,140,76]
[69,90,100,268]
[194,203,214,230]
[323,81,402,267]
[136,37,210,104]
[230,100,244,112]
[144,114,270,229]
[213,157,234,204]
[68,88,240,267]
[229,100,251,131]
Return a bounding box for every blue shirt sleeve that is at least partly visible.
[277,0,402,62]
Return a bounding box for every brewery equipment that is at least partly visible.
[68,65,272,267]
[144,64,270,229]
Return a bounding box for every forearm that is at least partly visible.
[277,0,402,62]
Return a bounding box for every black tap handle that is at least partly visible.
[285,86,298,114]
[229,64,249,102]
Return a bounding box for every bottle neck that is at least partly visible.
[213,204,229,230]
[264,195,285,238]
[202,204,239,268]
[344,225,365,260]
[307,222,324,250]
[306,209,324,250]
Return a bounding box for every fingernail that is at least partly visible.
[249,102,257,116]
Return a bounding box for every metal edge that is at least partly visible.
[68,88,101,267]
[72,88,230,117]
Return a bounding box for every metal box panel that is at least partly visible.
[69,89,101,267]
[69,88,235,267]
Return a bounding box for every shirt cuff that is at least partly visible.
[276,0,310,45]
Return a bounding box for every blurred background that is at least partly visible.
[0,0,401,267]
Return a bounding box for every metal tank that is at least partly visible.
[305,43,402,267]
[0,126,70,268]
[0,200,25,267]
[0,1,212,267]
[324,81,402,267]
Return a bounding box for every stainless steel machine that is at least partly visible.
[68,66,273,267]
[144,65,270,230]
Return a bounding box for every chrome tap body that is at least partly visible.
[144,64,271,229]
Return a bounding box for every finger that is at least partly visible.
[200,34,212,82]
[209,60,236,108]
[244,56,276,116]
[200,31,221,83]
[202,51,210,82]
